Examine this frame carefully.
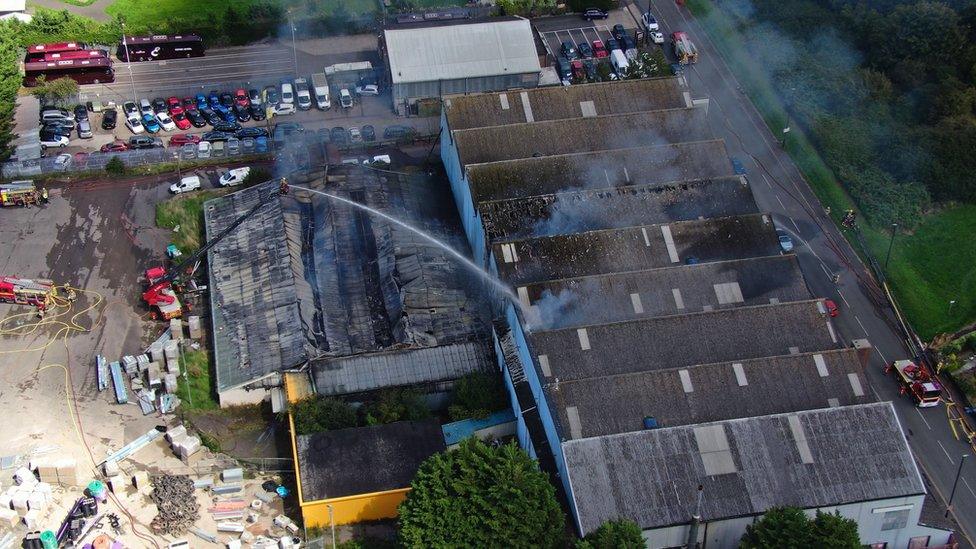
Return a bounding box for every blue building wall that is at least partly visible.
[439,111,489,265]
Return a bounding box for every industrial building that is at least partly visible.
[383,17,541,115]
[440,79,953,547]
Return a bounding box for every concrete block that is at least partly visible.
[221,468,243,483]
[239,531,253,544]
[106,475,124,494]
[0,492,11,510]
[102,460,120,477]
[0,507,17,527]
[169,319,184,341]
[26,491,45,511]
[187,316,202,339]
[10,492,28,512]
[165,424,187,443]
[273,515,291,528]
[164,373,178,394]
[164,339,179,360]
[137,354,150,367]
[285,522,299,535]
[132,471,150,490]
[178,436,200,459]
[13,467,35,487]
[149,341,164,363]
[216,521,244,533]
[22,509,38,528]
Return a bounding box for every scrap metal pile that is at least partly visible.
[149,475,199,535]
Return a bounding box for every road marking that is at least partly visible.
[776,196,786,210]
[874,347,889,365]
[854,315,869,336]
[938,440,955,464]
[759,172,772,188]
[837,289,850,307]
[915,408,932,430]
[964,477,976,499]
[790,216,800,232]
[820,263,831,277]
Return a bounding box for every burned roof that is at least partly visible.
[206,181,309,392]
[310,341,494,397]
[466,140,733,204]
[479,176,758,242]
[527,299,841,382]
[520,255,810,330]
[444,78,689,131]
[453,107,710,167]
[297,419,445,501]
[563,403,923,533]
[493,214,781,286]
[548,349,873,439]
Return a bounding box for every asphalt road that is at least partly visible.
[630,0,976,542]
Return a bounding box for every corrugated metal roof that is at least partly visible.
[385,18,540,84]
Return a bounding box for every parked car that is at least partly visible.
[248,89,262,106]
[123,101,139,117]
[125,115,145,134]
[142,114,161,133]
[255,136,268,153]
[218,166,251,187]
[236,127,268,139]
[280,81,294,104]
[102,109,118,130]
[197,141,212,158]
[606,38,619,52]
[581,8,609,20]
[166,97,181,112]
[208,91,221,109]
[211,140,225,157]
[561,41,578,60]
[73,104,89,121]
[361,125,375,142]
[233,104,251,122]
[556,57,572,80]
[155,111,176,131]
[339,88,353,108]
[196,94,208,111]
[355,84,379,96]
[77,119,93,139]
[274,103,296,116]
[139,99,153,116]
[168,134,201,147]
[152,97,168,113]
[578,41,593,58]
[641,12,660,31]
[383,125,414,140]
[592,40,608,58]
[186,109,207,128]
[100,140,129,153]
[171,108,191,130]
[366,154,391,165]
[201,108,222,126]
[263,86,279,106]
[221,110,238,124]
[202,131,234,142]
[348,127,362,143]
[824,298,839,317]
[213,121,241,133]
[219,92,235,109]
[241,137,255,153]
[169,175,201,194]
[612,24,627,42]
[54,153,72,170]
[777,230,794,252]
[330,126,347,144]
[39,132,69,149]
[731,156,746,175]
[234,89,250,108]
[128,135,162,149]
[40,106,73,120]
[43,120,75,135]
[571,59,585,80]
[182,97,196,111]
[226,137,241,155]
[650,31,665,44]
[249,105,266,121]
[181,142,197,159]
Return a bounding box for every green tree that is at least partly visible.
[577,519,644,549]
[811,510,860,549]
[740,507,814,549]
[448,371,508,421]
[105,156,126,177]
[398,438,565,548]
[29,76,79,106]
[362,388,430,425]
[291,396,357,435]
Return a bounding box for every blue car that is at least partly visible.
[142,113,161,133]
[255,136,268,153]
[208,91,221,109]
[196,93,208,110]
[222,110,237,124]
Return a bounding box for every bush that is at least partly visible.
[291,397,357,435]
[741,507,859,549]
[577,519,644,549]
[448,372,508,421]
[361,388,431,425]
[241,166,272,187]
[105,156,126,177]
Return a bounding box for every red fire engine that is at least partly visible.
[886,359,942,408]
[0,277,60,311]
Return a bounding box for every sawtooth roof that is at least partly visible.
[310,341,494,397]
[297,420,445,501]
[385,17,540,84]
[563,403,924,533]
[493,214,782,286]
[453,107,710,167]
[520,255,811,330]
[527,299,841,383]
[479,176,758,242]
[465,140,733,204]
[549,349,874,439]
[444,78,689,131]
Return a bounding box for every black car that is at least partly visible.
[186,109,207,128]
[202,131,234,142]
[128,135,162,149]
[73,104,89,121]
[213,121,241,133]
[152,97,168,113]
[201,108,222,126]
[612,24,627,42]
[556,57,572,79]
[606,38,619,52]
[100,109,117,130]
[42,121,74,135]
[622,35,637,51]
[182,97,196,111]
[249,105,266,121]
[248,89,261,105]
[220,93,235,108]
[361,124,375,142]
[329,126,347,144]
[264,86,280,106]
[275,122,304,134]
[561,41,578,60]
[236,127,268,139]
[578,41,593,58]
[581,8,609,20]
[233,104,251,122]
[383,125,414,140]
[583,59,598,80]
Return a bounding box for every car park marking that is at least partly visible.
[964,477,976,499]
[854,315,868,337]
[836,288,850,307]
[938,440,955,464]
[915,408,932,430]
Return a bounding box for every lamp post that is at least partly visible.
[949,300,957,315]
[290,19,299,79]
[121,22,138,105]
[884,222,897,279]
[946,454,968,518]
[326,504,336,547]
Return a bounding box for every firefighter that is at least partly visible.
[41,187,49,204]
[831,273,841,285]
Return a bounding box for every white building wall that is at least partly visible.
[218,383,271,407]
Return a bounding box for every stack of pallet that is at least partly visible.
[32,457,79,487]
[165,424,201,464]
[0,469,54,528]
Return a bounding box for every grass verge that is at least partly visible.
[176,349,219,411]
[155,189,226,255]
[105,0,265,32]
[686,0,975,341]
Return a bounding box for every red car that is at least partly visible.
[592,40,608,58]
[100,140,129,153]
[571,59,585,80]
[169,106,192,130]
[168,134,201,147]
[824,298,839,317]
[234,88,249,108]
[182,97,196,111]
[166,96,181,112]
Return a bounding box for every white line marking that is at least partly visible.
[776,196,786,210]
[854,315,869,336]
[837,289,850,307]
[790,217,800,232]
[964,477,976,499]
[874,347,889,365]
[760,172,772,188]
[820,263,831,277]
[915,408,932,430]
[938,440,955,464]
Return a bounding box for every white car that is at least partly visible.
[155,112,176,131]
[39,133,69,149]
[169,175,201,194]
[54,153,72,170]
[355,84,379,96]
[218,167,251,187]
[642,12,660,31]
[348,127,362,143]
[126,115,145,134]
[651,31,665,44]
[365,154,391,165]
[197,141,211,159]
[280,82,294,104]
[139,98,153,116]
[339,88,353,108]
[274,103,296,116]
[777,230,794,252]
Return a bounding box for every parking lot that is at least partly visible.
[538,24,618,60]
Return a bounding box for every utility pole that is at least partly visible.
[327,504,337,547]
[290,19,299,79]
[121,22,138,105]
[946,454,968,518]
[883,222,897,280]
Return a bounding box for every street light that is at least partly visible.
[949,300,957,315]
[884,222,897,279]
[290,19,299,79]
[121,22,138,105]
[946,454,968,518]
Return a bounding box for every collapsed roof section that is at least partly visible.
[518,255,811,330]
[444,77,691,131]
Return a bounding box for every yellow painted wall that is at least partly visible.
[301,488,410,527]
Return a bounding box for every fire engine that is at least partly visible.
[886,359,942,407]
[142,178,289,319]
[0,181,40,207]
[0,277,65,312]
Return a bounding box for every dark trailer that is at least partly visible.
[117,34,205,62]
[23,57,115,87]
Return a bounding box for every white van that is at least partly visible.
[280,82,294,104]
[610,49,629,74]
[169,175,201,194]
